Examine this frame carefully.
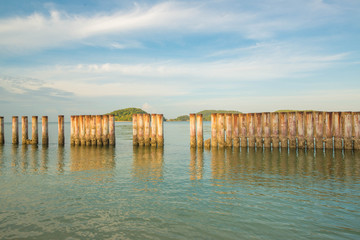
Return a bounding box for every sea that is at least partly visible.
[0,121,359,239]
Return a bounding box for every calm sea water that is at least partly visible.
[0,122,359,239]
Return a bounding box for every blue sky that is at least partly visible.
[0,0,359,120]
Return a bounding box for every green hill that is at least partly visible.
[168,115,190,121]
[196,110,242,121]
[108,108,147,121]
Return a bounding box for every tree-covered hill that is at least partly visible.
[196,110,242,121]
[107,108,147,121]
[168,115,190,121]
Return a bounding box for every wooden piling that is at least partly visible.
[58,115,64,146]
[296,112,305,149]
[305,112,314,149]
[247,113,255,147]
[190,114,196,148]
[218,113,225,148]
[42,116,48,145]
[314,112,324,149]
[233,114,240,148]
[254,113,262,148]
[12,116,19,144]
[74,115,80,145]
[96,115,102,146]
[197,114,204,148]
[85,115,91,146]
[239,114,247,147]
[211,113,218,148]
[0,117,4,144]
[91,115,97,146]
[22,116,28,144]
[262,112,271,148]
[132,114,138,146]
[151,114,157,147]
[333,112,342,149]
[109,115,115,146]
[324,112,333,149]
[270,112,279,148]
[156,114,164,147]
[137,114,144,146]
[70,116,75,145]
[279,112,288,148]
[144,114,151,146]
[32,116,38,145]
[79,115,86,146]
[288,112,296,149]
[353,112,360,150]
[342,112,353,150]
[225,114,232,147]
[102,115,109,146]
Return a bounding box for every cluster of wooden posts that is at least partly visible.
[190,112,360,150]
[0,115,62,145]
[70,115,115,146]
[132,114,164,147]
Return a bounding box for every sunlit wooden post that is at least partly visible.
[58,115,65,146]
[324,112,333,149]
[333,112,342,149]
[22,116,28,144]
[12,116,19,145]
[233,114,240,148]
[144,114,151,146]
[218,113,225,148]
[211,113,218,148]
[297,112,305,149]
[132,114,138,146]
[247,113,255,147]
[96,115,102,146]
[85,115,91,146]
[353,112,360,150]
[70,116,75,145]
[254,113,262,148]
[197,114,203,148]
[270,112,279,148]
[42,116,48,145]
[239,114,247,147]
[262,112,271,148]
[74,115,80,145]
[190,114,196,148]
[79,115,86,146]
[156,114,164,147]
[102,115,109,146]
[314,112,324,149]
[137,114,144,146]
[288,112,296,149]
[305,112,314,149]
[225,114,232,147]
[279,112,288,148]
[0,117,4,144]
[151,114,157,147]
[91,115,97,146]
[32,116,38,145]
[342,112,353,150]
[109,115,115,146]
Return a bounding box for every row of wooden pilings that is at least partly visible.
[190,112,360,150]
[132,114,164,147]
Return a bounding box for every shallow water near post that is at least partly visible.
[0,122,360,239]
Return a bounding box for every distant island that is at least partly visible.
[168,110,241,121]
[107,108,147,121]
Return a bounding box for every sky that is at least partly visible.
[0,0,359,120]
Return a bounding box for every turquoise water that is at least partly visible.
[0,122,359,239]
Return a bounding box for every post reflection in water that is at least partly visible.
[57,146,65,173]
[132,146,164,182]
[41,145,49,173]
[30,145,39,173]
[0,145,3,175]
[190,148,203,180]
[70,146,115,172]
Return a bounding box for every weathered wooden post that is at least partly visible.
[151,114,157,147]
[305,112,314,149]
[137,114,144,146]
[144,114,151,146]
[342,112,353,150]
[225,114,232,147]
[333,112,342,149]
[247,113,255,147]
[270,112,279,148]
[254,113,262,148]
[91,115,97,146]
[354,112,360,150]
[279,112,288,148]
[211,113,218,148]
[287,112,296,149]
[156,114,164,147]
[0,117,4,144]
[324,112,333,149]
[70,116,75,145]
[190,113,196,148]
[102,114,109,146]
[22,116,28,144]
[42,116,48,145]
[314,112,324,149]
[297,112,305,149]
[132,114,138,146]
[218,113,225,148]
[109,115,115,146]
[233,114,240,148]
[80,115,86,146]
[32,116,38,145]
[262,112,271,148]
[239,114,247,147]
[96,115,102,146]
[197,114,203,148]
[85,115,91,146]
[74,115,80,145]
[58,115,64,146]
